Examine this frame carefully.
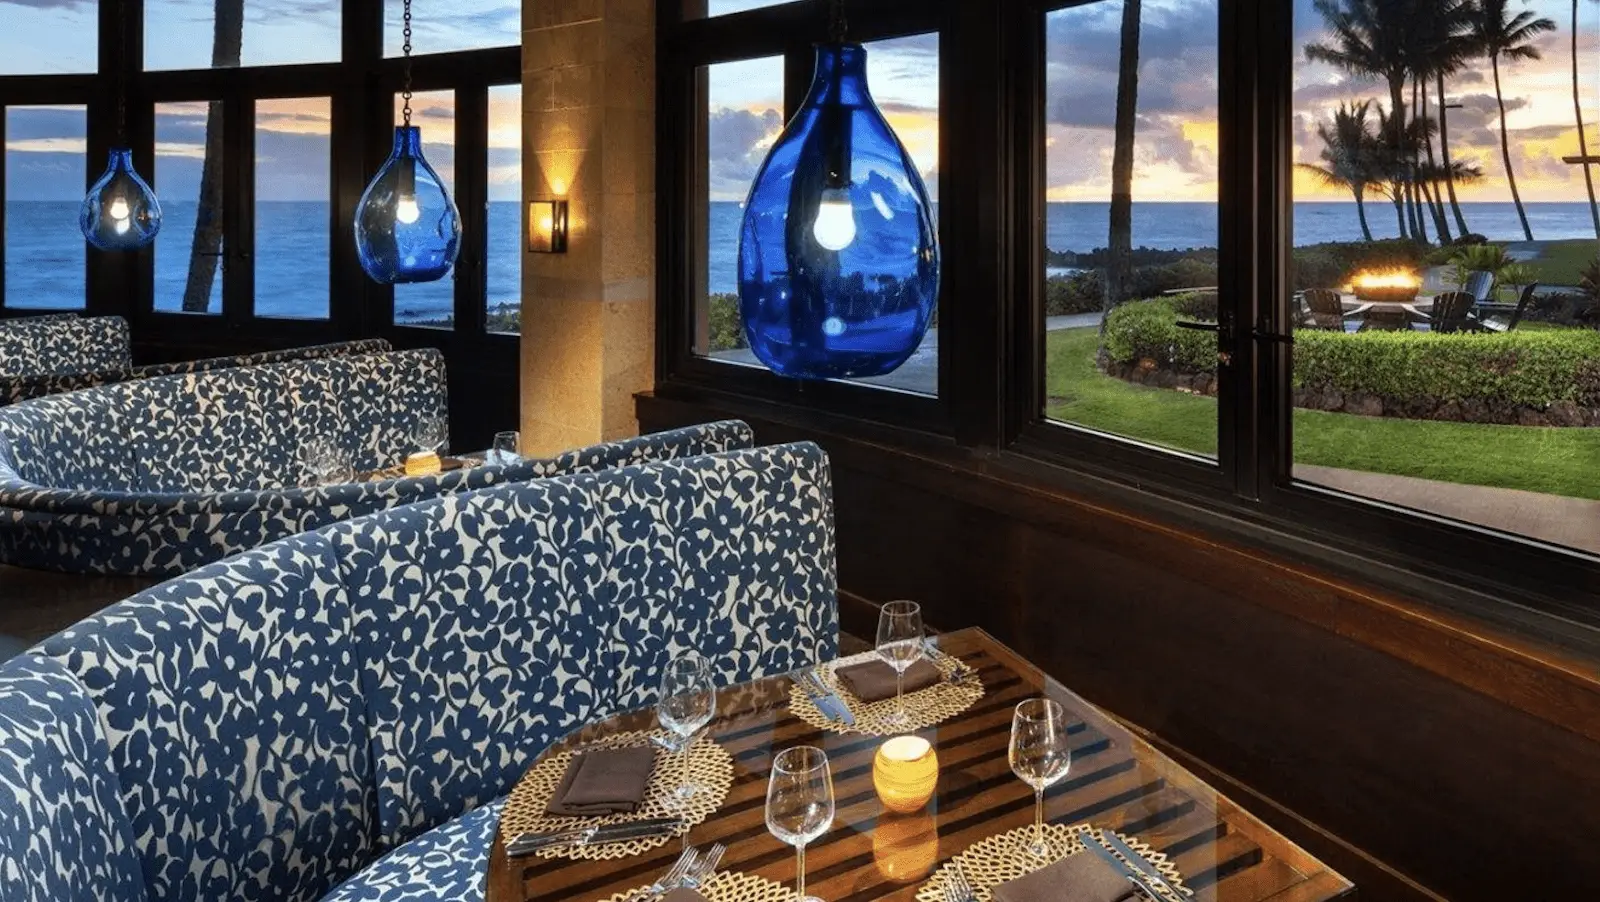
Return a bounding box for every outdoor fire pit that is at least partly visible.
[1351,269,1422,304]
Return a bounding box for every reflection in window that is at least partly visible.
[0,5,97,75]
[487,85,521,334]
[155,101,224,315]
[255,97,330,320]
[145,0,340,70]
[1041,0,1220,458]
[385,0,518,56]
[1291,0,1600,555]
[392,91,456,327]
[4,106,87,310]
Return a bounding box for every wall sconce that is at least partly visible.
[528,200,568,253]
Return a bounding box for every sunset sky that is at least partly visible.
[1,0,1595,210]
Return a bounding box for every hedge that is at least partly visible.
[1101,296,1600,409]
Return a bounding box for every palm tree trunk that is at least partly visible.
[1388,77,1415,240]
[1574,0,1600,240]
[1491,54,1535,241]
[1408,79,1432,244]
[1353,187,1374,242]
[1391,186,1408,239]
[1437,72,1471,237]
[182,0,243,312]
[1104,0,1140,321]
[1419,78,1452,242]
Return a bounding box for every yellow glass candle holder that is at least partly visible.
[872,811,939,883]
[873,735,938,814]
[405,450,441,477]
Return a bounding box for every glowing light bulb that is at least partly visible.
[396,196,420,225]
[114,218,131,235]
[813,188,856,251]
[108,197,130,221]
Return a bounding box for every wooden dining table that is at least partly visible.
[485,628,1354,902]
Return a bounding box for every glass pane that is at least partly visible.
[145,0,341,70]
[488,85,521,334]
[691,56,783,360]
[255,97,330,320]
[1291,0,1600,555]
[0,5,97,74]
[1041,0,1220,458]
[155,101,224,315]
[392,91,456,328]
[385,0,518,56]
[681,0,795,20]
[4,106,87,310]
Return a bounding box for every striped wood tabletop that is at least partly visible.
[486,628,1353,902]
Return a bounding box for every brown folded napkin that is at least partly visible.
[544,745,658,816]
[833,658,943,703]
[989,851,1136,902]
[659,890,710,902]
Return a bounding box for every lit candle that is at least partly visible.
[873,735,938,814]
[405,450,441,477]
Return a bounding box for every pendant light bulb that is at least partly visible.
[108,197,130,221]
[80,148,162,250]
[395,196,420,225]
[813,187,857,251]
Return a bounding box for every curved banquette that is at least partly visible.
[0,346,756,575]
[0,314,130,378]
[0,441,839,902]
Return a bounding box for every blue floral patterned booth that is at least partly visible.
[0,337,393,406]
[0,314,131,378]
[0,441,838,902]
[0,346,756,576]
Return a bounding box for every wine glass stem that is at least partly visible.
[895,669,905,720]
[1034,788,1045,850]
[796,842,806,902]
[680,742,690,792]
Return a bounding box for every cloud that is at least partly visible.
[4,107,86,142]
[1044,0,1219,129]
[707,105,782,199]
[0,0,92,8]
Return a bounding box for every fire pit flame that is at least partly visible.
[1351,269,1422,303]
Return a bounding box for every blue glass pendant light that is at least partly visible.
[80,0,161,251]
[736,0,939,380]
[354,0,461,284]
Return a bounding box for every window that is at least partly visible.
[4,106,87,310]
[0,5,97,75]
[1290,0,1600,557]
[144,0,341,71]
[255,97,331,320]
[682,0,796,20]
[154,101,223,315]
[385,0,518,57]
[392,90,456,328]
[1041,0,1220,458]
[487,84,520,334]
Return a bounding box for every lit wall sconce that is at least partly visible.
[528,200,568,253]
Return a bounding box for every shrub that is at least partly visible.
[1101,297,1217,373]
[707,293,747,352]
[1290,239,1431,290]
[1046,272,1103,315]
[1582,256,1600,305]
[1446,243,1515,287]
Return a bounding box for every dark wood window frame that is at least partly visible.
[656,0,1600,646]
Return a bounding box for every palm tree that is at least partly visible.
[1374,105,1414,238]
[182,0,242,312]
[1467,0,1556,242]
[1104,0,1141,311]
[1435,71,1472,236]
[1573,0,1600,240]
[1298,101,1385,241]
[1409,1,1477,239]
[1306,0,1412,182]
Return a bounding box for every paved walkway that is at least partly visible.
[1296,465,1600,555]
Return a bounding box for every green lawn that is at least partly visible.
[1500,238,1597,288]
[1045,326,1600,499]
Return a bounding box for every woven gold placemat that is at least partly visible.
[790,650,985,736]
[914,823,1191,902]
[599,870,794,902]
[356,455,482,483]
[500,730,733,861]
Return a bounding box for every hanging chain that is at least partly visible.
[827,0,847,42]
[401,0,414,126]
[115,0,128,143]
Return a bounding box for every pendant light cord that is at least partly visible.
[827,0,847,43]
[400,0,414,126]
[115,0,128,144]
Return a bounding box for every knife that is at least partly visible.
[922,639,975,682]
[506,818,685,857]
[802,671,856,727]
[1080,831,1170,900]
[1100,829,1185,899]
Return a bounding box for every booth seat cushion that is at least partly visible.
[0,384,143,492]
[0,655,148,902]
[317,800,504,902]
[0,315,130,378]
[36,532,380,902]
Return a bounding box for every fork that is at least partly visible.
[622,846,700,902]
[682,841,726,889]
[945,859,977,902]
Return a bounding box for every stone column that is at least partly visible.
[521,0,654,455]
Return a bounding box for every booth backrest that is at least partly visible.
[0,338,393,407]
[0,316,130,378]
[7,442,837,902]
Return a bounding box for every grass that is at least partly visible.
[1498,238,1598,288]
[1045,326,1600,499]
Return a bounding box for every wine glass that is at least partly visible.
[766,746,834,902]
[411,415,448,455]
[489,430,521,465]
[875,600,924,728]
[300,436,344,486]
[1009,698,1072,862]
[657,652,716,799]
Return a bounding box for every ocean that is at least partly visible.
[4,200,1597,316]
